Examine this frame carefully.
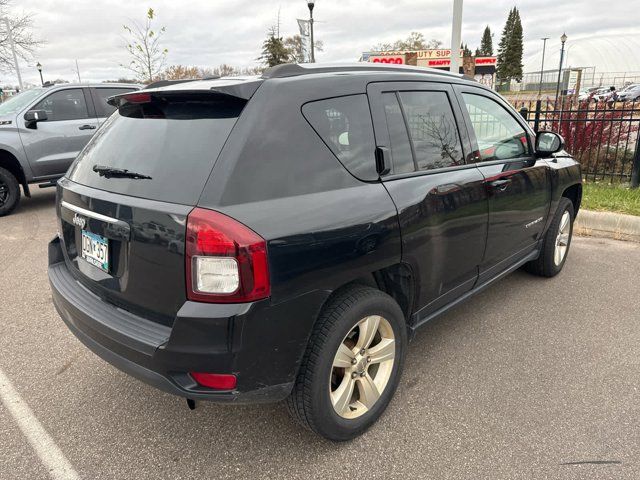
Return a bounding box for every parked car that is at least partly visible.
[48,63,582,441]
[592,86,616,103]
[0,82,140,216]
[617,84,640,102]
[577,86,599,102]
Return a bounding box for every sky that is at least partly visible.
[5,0,639,86]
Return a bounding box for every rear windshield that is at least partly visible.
[67,93,245,205]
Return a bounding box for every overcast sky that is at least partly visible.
[6,0,638,85]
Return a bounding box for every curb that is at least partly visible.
[575,209,640,243]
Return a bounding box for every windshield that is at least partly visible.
[67,93,246,205]
[0,88,44,115]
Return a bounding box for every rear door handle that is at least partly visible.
[489,179,511,191]
[79,124,97,130]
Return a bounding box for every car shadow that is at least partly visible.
[12,188,57,216]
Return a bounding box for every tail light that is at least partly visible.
[122,92,152,104]
[185,208,270,303]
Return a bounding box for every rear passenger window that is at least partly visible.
[381,93,414,174]
[398,91,464,171]
[302,95,377,181]
[461,93,530,162]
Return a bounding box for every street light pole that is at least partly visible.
[554,33,567,104]
[538,37,549,96]
[2,17,23,90]
[307,1,315,63]
[449,0,463,73]
[36,62,43,86]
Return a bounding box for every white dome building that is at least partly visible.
[522,34,640,89]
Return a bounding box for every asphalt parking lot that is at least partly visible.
[1,188,640,480]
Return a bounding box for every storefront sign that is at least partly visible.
[369,55,405,64]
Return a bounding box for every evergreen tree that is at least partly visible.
[496,8,515,80]
[479,26,493,56]
[462,43,473,57]
[507,9,524,81]
[259,26,290,67]
[496,8,524,82]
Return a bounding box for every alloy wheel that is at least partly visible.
[329,315,396,419]
[554,210,571,266]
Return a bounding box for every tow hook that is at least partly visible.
[186,398,196,410]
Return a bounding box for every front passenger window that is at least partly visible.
[462,93,530,162]
[33,88,90,122]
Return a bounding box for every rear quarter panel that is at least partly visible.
[198,77,403,305]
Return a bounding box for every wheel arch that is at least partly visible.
[319,262,416,329]
[0,149,30,197]
[562,183,582,215]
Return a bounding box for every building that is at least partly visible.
[361,49,497,88]
[522,34,640,90]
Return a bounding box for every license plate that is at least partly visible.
[81,230,109,273]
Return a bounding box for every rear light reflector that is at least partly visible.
[185,208,270,303]
[190,372,237,390]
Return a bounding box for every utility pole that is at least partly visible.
[75,59,81,83]
[449,0,463,73]
[2,17,23,90]
[538,37,549,97]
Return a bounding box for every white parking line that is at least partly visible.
[0,367,80,480]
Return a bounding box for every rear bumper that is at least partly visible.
[48,237,327,404]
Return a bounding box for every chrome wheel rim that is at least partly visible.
[329,315,395,419]
[554,211,571,266]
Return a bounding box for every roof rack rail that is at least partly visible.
[261,62,462,79]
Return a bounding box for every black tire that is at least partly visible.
[286,285,407,441]
[0,167,20,217]
[525,197,574,277]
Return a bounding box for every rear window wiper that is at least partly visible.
[92,165,152,180]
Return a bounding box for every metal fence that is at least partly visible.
[498,68,640,93]
[510,98,640,187]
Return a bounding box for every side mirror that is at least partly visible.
[24,109,48,129]
[536,132,564,156]
[536,131,564,156]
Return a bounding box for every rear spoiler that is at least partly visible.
[145,79,202,89]
[107,78,263,107]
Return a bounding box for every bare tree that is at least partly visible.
[121,7,168,83]
[210,64,238,77]
[163,64,200,80]
[373,32,441,52]
[163,64,264,81]
[284,34,323,63]
[0,0,42,73]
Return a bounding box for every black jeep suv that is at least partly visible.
[48,63,581,441]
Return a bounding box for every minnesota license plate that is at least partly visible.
[81,230,109,273]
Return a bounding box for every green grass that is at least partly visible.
[582,183,640,216]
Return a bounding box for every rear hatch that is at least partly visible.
[58,88,250,326]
